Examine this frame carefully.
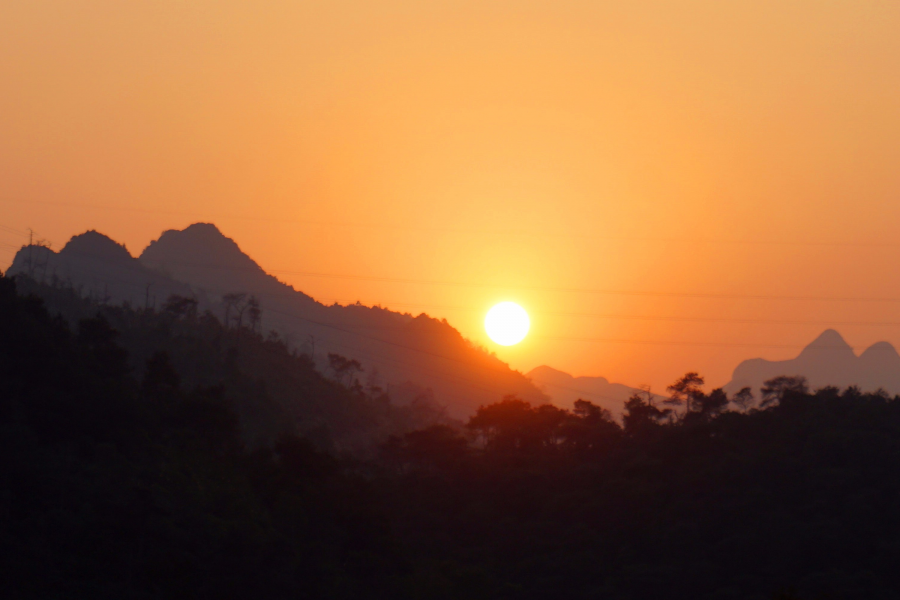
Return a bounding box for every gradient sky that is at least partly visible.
[3,1,900,393]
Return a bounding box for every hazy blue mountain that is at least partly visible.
[9,223,547,417]
[527,365,661,420]
[724,329,900,396]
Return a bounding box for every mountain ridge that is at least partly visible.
[8,230,198,306]
[526,365,663,420]
[725,329,900,396]
[8,223,548,417]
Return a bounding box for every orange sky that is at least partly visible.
[3,0,900,393]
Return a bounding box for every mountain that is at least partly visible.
[8,230,200,308]
[526,365,661,420]
[725,329,900,396]
[141,223,319,310]
[8,224,548,417]
[9,272,448,452]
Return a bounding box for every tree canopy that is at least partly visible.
[4,272,900,599]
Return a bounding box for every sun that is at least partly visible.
[485,302,530,346]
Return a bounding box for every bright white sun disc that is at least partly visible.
[485,302,530,346]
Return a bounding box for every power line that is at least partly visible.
[269,270,900,303]
[14,248,890,410]
[39,247,900,305]
[0,224,28,236]
[317,297,900,328]
[0,254,638,405]
[6,218,893,402]
[14,261,562,403]
[4,196,900,248]
[4,255,525,377]
[534,335,862,350]
[16,255,875,353]
[13,245,900,339]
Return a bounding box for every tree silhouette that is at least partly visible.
[623,387,670,435]
[382,424,469,474]
[14,269,900,599]
[76,314,130,378]
[732,386,755,412]
[694,387,729,420]
[162,294,198,320]
[666,371,705,415]
[467,395,568,452]
[222,292,246,328]
[760,375,808,407]
[247,295,261,332]
[561,399,621,453]
[327,352,363,387]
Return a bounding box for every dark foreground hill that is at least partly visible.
[7,271,900,598]
[8,224,547,418]
[10,274,447,453]
[0,272,416,598]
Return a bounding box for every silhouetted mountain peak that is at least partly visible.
[141,222,264,273]
[799,329,854,357]
[726,329,900,397]
[859,341,900,372]
[183,222,224,236]
[15,222,549,417]
[808,328,849,348]
[861,341,899,357]
[61,230,133,263]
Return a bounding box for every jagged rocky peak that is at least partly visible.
[60,230,133,263]
[141,223,262,271]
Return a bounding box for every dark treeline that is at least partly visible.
[4,274,900,599]
[10,274,448,453]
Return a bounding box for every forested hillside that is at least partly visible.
[8,224,548,418]
[11,274,448,452]
[0,272,415,598]
[5,272,900,599]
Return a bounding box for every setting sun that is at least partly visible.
[485,302,530,346]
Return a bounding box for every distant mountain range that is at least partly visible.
[12,225,900,418]
[532,329,900,416]
[724,329,900,397]
[7,223,547,417]
[526,366,659,420]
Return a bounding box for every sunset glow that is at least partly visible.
[4,1,900,391]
